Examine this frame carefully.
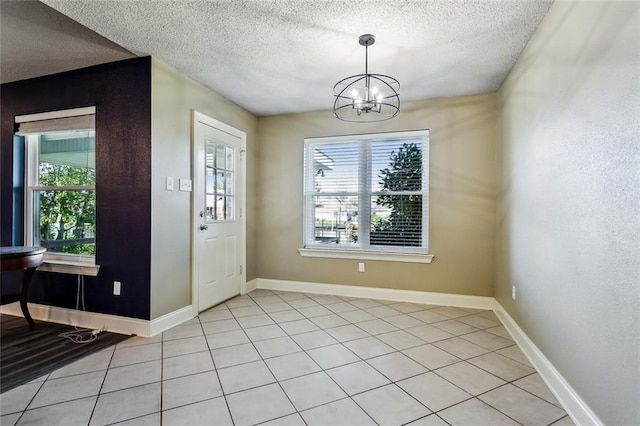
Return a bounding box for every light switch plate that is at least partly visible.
[179,178,192,192]
[166,176,174,191]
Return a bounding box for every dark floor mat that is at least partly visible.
[1,314,131,393]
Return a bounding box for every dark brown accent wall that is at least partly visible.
[1,57,152,320]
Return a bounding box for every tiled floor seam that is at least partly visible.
[443,380,556,426]
[297,394,379,424]
[196,315,235,425]
[159,326,166,425]
[7,379,46,423]
[508,374,565,409]
[240,296,396,423]
[231,305,303,424]
[83,338,116,425]
[407,345,550,423]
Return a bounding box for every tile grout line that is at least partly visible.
[256,292,380,425]
[252,291,423,424]
[10,375,47,424]
[253,291,394,424]
[159,326,164,426]
[274,291,557,425]
[228,293,304,424]
[242,297,545,424]
[236,292,561,424]
[250,291,351,422]
[200,292,557,425]
[197,311,236,426]
[87,343,116,425]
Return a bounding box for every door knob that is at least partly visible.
[200,224,208,231]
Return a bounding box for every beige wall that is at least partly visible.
[256,94,497,296]
[496,1,639,424]
[150,58,258,319]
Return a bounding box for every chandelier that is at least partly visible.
[333,34,400,122]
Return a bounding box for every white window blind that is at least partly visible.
[303,130,429,255]
[16,106,96,135]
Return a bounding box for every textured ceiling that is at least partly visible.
[5,1,553,116]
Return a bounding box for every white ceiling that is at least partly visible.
[2,0,553,116]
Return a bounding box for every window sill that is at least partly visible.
[37,255,100,276]
[298,248,434,264]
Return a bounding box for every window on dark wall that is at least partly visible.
[301,130,431,262]
[15,107,96,260]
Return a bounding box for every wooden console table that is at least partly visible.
[0,246,46,326]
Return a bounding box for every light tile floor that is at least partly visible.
[0,290,574,425]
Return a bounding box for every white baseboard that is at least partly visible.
[149,305,194,337]
[255,278,494,310]
[0,302,147,336]
[0,302,193,338]
[493,301,603,426]
[245,278,258,293]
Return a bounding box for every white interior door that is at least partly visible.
[193,112,246,312]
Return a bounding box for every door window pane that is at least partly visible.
[205,140,235,222]
[205,141,216,220]
[225,146,234,170]
[216,195,226,220]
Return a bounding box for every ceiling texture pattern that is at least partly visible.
[3,0,553,116]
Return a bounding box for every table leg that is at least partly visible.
[19,267,36,327]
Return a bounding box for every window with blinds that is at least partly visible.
[303,130,429,255]
[16,107,96,258]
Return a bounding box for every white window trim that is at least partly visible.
[301,130,432,262]
[298,248,434,263]
[18,107,98,267]
[36,252,100,276]
[15,106,96,124]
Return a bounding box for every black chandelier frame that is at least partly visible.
[333,34,400,122]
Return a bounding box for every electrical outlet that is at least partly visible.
[179,178,192,192]
[512,285,516,300]
[114,281,121,296]
[358,262,365,273]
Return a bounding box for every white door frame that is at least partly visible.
[191,110,247,315]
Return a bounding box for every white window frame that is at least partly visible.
[17,107,98,269]
[299,130,434,264]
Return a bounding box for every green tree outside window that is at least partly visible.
[371,142,422,247]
